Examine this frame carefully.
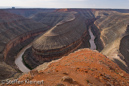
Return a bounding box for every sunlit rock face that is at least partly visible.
[94,13,129,73]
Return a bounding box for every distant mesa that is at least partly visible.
[12,7,15,9]
[56,8,68,12]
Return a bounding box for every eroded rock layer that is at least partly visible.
[23,13,91,69]
[0,10,47,62]
[23,9,121,69]
[0,10,48,80]
[0,10,47,58]
[94,13,129,73]
[119,35,129,73]
[31,12,75,26]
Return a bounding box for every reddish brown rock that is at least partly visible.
[8,49,129,86]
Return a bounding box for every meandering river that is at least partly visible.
[15,44,31,73]
[15,27,96,73]
[89,28,96,50]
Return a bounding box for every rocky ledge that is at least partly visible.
[7,48,129,86]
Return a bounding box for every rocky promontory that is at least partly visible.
[8,48,129,86]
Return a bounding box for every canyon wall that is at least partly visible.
[90,24,104,51]
[71,9,116,51]
[22,13,93,69]
[0,10,49,80]
[0,10,47,61]
[4,29,48,68]
[94,14,129,53]
[30,12,75,27]
[119,35,129,73]
[21,9,117,69]
[94,13,129,73]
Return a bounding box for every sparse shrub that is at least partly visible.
[90,68,94,71]
[86,80,90,83]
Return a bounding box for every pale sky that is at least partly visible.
[0,0,129,9]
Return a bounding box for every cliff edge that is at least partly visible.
[7,48,129,86]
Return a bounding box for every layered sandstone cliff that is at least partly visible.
[23,13,91,69]
[22,9,120,69]
[56,9,118,19]
[119,35,129,73]
[94,13,129,73]
[30,12,76,26]
[0,10,48,64]
[0,10,48,80]
[56,9,129,74]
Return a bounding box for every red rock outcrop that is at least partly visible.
[7,49,129,86]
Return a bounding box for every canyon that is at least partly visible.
[1,8,129,85]
[89,27,96,50]
[14,19,96,73]
[22,13,90,69]
[0,10,49,81]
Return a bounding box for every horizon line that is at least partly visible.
[1,6,129,10]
